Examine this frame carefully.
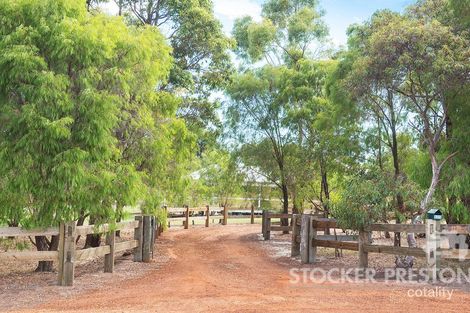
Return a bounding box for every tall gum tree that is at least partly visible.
[103,0,234,146]
[343,11,410,246]
[228,0,328,228]
[355,3,469,267]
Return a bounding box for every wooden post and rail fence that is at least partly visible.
[287,213,470,277]
[261,211,294,240]
[166,205,262,229]
[0,215,157,286]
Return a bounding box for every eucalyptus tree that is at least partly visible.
[0,0,173,269]
[407,0,470,224]
[109,0,234,146]
[365,11,470,216]
[227,0,328,222]
[348,1,470,267]
[341,11,412,246]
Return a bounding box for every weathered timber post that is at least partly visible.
[426,209,442,281]
[300,215,314,263]
[133,215,143,262]
[57,222,65,285]
[205,205,210,227]
[358,229,369,269]
[291,214,301,257]
[309,217,316,263]
[262,210,266,238]
[262,211,271,240]
[104,229,116,273]
[161,206,167,234]
[142,215,152,262]
[222,205,228,225]
[184,205,189,229]
[58,221,76,286]
[250,205,255,224]
[151,215,156,247]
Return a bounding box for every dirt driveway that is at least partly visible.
[9,224,470,312]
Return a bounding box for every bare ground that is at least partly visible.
[2,224,470,313]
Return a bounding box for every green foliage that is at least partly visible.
[115,0,234,146]
[333,168,395,230]
[0,0,176,227]
[333,167,423,230]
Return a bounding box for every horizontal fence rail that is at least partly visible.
[0,227,59,237]
[365,223,425,233]
[0,251,59,262]
[165,205,263,229]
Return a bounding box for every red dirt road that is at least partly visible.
[11,225,470,312]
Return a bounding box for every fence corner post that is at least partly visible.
[133,215,143,262]
[104,229,116,273]
[358,229,369,269]
[291,214,301,257]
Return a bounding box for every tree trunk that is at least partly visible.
[85,233,101,248]
[389,95,403,247]
[35,235,59,272]
[281,182,289,234]
[84,216,101,248]
[420,154,440,214]
[377,116,383,171]
[447,195,458,224]
[321,168,330,235]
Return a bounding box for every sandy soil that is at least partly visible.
[4,224,470,313]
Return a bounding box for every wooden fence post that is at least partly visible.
[426,218,440,281]
[162,206,167,233]
[262,211,271,240]
[104,230,116,273]
[309,217,316,263]
[152,216,157,257]
[184,205,189,229]
[300,215,312,264]
[291,214,301,257]
[58,221,76,286]
[134,215,143,262]
[358,230,369,269]
[142,215,152,262]
[57,222,65,285]
[205,205,210,227]
[250,205,255,224]
[222,205,228,225]
[262,210,266,238]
